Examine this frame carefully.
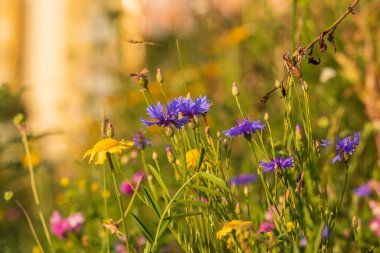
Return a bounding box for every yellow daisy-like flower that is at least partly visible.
[83,138,134,165]
[216,220,253,239]
[185,149,214,170]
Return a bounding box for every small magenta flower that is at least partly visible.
[133,131,151,150]
[257,221,275,233]
[119,172,146,196]
[67,212,85,232]
[178,96,211,118]
[260,156,294,173]
[50,211,70,239]
[321,132,360,163]
[140,100,188,129]
[229,173,257,185]
[50,211,85,239]
[223,118,265,138]
[353,182,372,197]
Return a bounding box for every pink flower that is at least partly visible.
[257,221,275,233]
[120,181,134,195]
[120,171,146,196]
[50,211,70,239]
[369,216,380,238]
[67,212,85,232]
[50,211,85,239]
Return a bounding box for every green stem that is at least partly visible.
[21,135,54,252]
[15,201,45,253]
[234,97,245,118]
[152,173,201,251]
[336,163,349,215]
[102,165,110,253]
[106,153,130,252]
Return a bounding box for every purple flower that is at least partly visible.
[229,173,257,185]
[322,224,328,239]
[321,132,360,163]
[332,132,360,163]
[114,242,127,253]
[257,221,275,233]
[133,131,151,150]
[133,171,146,184]
[50,211,70,239]
[178,96,211,118]
[260,156,294,173]
[140,100,188,129]
[353,182,372,197]
[223,119,265,138]
[50,211,85,239]
[66,212,85,232]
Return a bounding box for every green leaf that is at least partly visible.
[157,219,171,240]
[141,185,161,218]
[174,200,209,208]
[163,211,202,221]
[196,148,205,171]
[130,213,154,243]
[190,185,224,197]
[147,164,171,198]
[199,172,230,192]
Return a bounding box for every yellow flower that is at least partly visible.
[186,149,201,169]
[22,150,40,169]
[91,182,100,192]
[59,176,70,186]
[83,138,134,165]
[32,246,42,253]
[185,149,213,170]
[216,220,253,239]
[286,221,296,232]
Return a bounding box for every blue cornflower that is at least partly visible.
[229,173,257,185]
[320,132,360,163]
[260,156,294,173]
[133,131,151,150]
[178,96,211,118]
[140,100,188,129]
[353,182,372,197]
[223,119,265,138]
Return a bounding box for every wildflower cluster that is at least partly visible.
[50,211,85,239]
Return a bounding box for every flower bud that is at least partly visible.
[156,68,164,84]
[165,126,174,138]
[235,203,241,215]
[295,124,302,141]
[244,186,249,197]
[13,113,25,127]
[352,216,358,228]
[152,151,158,161]
[165,145,175,163]
[4,191,13,202]
[106,122,114,138]
[264,112,269,121]
[232,82,240,97]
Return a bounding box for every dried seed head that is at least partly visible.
[156,68,164,84]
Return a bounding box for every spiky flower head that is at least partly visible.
[259,156,294,173]
[223,118,265,138]
[140,100,188,129]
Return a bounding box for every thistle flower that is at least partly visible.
[321,132,360,163]
[353,182,372,197]
[140,100,188,129]
[223,118,265,138]
[260,156,294,173]
[133,131,151,150]
[229,173,257,185]
[216,220,253,239]
[83,138,134,165]
[178,96,211,118]
[322,224,328,239]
